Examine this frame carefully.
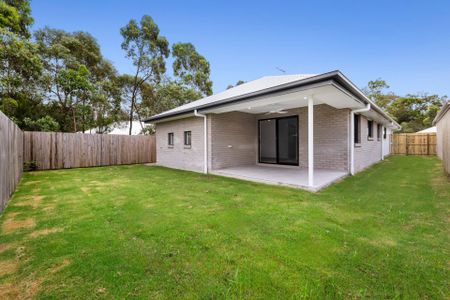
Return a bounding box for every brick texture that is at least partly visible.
[208,112,256,169]
[155,117,204,172]
[354,115,383,172]
[155,104,385,174]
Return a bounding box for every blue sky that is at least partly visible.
[31,0,450,96]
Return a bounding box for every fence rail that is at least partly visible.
[23,132,156,170]
[390,133,436,155]
[0,111,23,211]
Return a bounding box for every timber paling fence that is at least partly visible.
[0,111,156,213]
[0,111,23,212]
[390,133,437,155]
[23,132,155,170]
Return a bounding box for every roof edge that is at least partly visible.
[144,70,400,129]
[433,102,450,125]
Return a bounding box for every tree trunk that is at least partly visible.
[129,97,134,135]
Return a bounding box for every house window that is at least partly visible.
[354,114,361,144]
[383,127,387,139]
[367,120,374,140]
[168,132,174,147]
[377,124,381,140]
[184,131,191,147]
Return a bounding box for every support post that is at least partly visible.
[308,97,314,187]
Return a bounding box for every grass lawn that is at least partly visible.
[0,156,448,299]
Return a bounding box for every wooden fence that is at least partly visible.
[390,133,436,155]
[0,111,23,212]
[23,132,156,170]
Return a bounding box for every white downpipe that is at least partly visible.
[350,104,371,175]
[308,97,314,187]
[381,125,384,161]
[194,109,208,174]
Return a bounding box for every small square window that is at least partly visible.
[367,120,374,140]
[168,132,174,146]
[184,131,191,147]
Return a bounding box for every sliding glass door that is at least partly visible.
[258,116,298,165]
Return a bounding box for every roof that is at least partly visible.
[82,121,149,135]
[144,70,400,128]
[148,74,316,120]
[433,102,450,125]
[417,126,436,133]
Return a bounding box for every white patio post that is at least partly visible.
[307,96,314,187]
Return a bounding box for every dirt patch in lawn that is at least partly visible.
[0,282,20,299]
[80,187,90,194]
[0,243,17,255]
[2,217,35,234]
[50,259,71,274]
[29,227,64,238]
[0,259,18,276]
[14,196,43,209]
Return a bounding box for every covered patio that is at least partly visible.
[211,165,347,191]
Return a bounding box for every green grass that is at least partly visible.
[0,156,448,299]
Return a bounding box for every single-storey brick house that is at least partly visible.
[144,70,400,191]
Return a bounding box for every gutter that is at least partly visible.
[350,104,371,175]
[194,109,208,174]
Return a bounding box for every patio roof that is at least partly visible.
[144,70,400,129]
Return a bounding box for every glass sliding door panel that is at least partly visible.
[259,119,277,163]
[277,117,298,165]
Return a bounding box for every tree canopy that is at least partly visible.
[0,5,214,133]
[1,1,447,135]
[363,79,447,132]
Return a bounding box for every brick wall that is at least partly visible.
[155,104,385,174]
[155,117,204,172]
[354,115,383,172]
[208,112,256,169]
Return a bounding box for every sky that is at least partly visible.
[31,0,450,96]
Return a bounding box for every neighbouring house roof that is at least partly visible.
[433,102,450,125]
[82,121,149,135]
[144,70,400,128]
[417,126,437,133]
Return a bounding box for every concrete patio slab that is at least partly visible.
[211,165,348,191]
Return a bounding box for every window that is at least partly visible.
[184,131,191,147]
[367,120,374,140]
[168,132,174,146]
[354,114,361,144]
[377,124,381,140]
[383,127,387,139]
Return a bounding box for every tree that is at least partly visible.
[0,0,33,38]
[23,115,59,131]
[363,78,396,109]
[35,27,120,132]
[0,29,42,125]
[120,15,169,134]
[363,79,447,132]
[172,42,212,96]
[226,80,246,90]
